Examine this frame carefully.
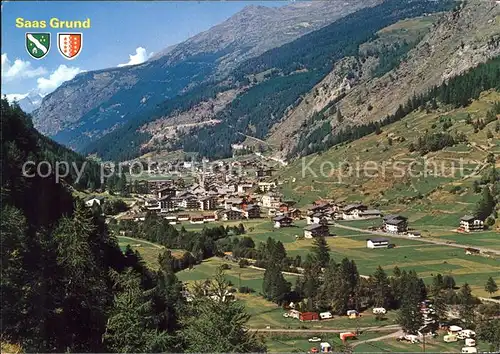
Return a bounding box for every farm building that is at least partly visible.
[459,215,484,232]
[307,213,329,225]
[177,214,190,221]
[408,231,422,238]
[303,224,330,239]
[279,203,291,213]
[309,203,330,214]
[190,216,205,224]
[383,215,408,233]
[366,238,389,249]
[299,312,319,322]
[342,204,367,219]
[358,209,383,219]
[203,214,217,222]
[465,247,480,255]
[273,215,293,228]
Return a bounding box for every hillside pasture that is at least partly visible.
[239,223,500,297]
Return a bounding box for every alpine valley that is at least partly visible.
[32,0,499,163]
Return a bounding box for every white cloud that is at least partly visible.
[117,47,153,67]
[1,53,47,82]
[36,65,84,95]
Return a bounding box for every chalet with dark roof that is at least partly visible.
[303,224,330,239]
[273,215,293,228]
[383,215,408,233]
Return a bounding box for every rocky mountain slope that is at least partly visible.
[272,0,500,157]
[7,92,43,113]
[32,0,381,150]
[81,0,454,162]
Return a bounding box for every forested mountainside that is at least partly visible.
[32,0,381,150]
[290,54,500,157]
[1,99,266,352]
[271,0,500,157]
[83,0,455,161]
[272,65,500,226]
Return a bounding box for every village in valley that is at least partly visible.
[81,153,500,354]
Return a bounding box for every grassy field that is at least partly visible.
[275,91,500,216]
[229,219,500,297]
[264,331,395,353]
[177,257,298,295]
[352,334,492,353]
[118,236,164,267]
[177,257,400,330]
[128,214,498,296]
[116,236,187,268]
[264,330,493,353]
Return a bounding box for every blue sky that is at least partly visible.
[1,1,286,100]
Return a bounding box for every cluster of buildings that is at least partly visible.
[132,167,293,223]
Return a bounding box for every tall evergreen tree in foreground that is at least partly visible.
[458,283,477,328]
[182,267,266,353]
[312,235,330,268]
[103,269,174,353]
[396,271,424,334]
[262,262,291,305]
[484,277,498,298]
[371,266,392,308]
[475,186,495,220]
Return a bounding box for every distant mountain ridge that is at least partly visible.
[82,0,456,161]
[269,0,500,157]
[7,92,43,113]
[32,0,382,150]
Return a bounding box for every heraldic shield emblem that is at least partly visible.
[58,33,83,60]
[26,33,50,60]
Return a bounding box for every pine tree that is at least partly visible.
[182,267,266,352]
[443,275,456,289]
[474,186,495,220]
[330,258,360,314]
[312,235,330,268]
[485,277,498,298]
[371,266,392,308]
[316,260,337,311]
[396,271,424,334]
[337,108,344,124]
[433,290,448,323]
[103,269,171,353]
[458,283,476,328]
[295,254,321,311]
[431,273,445,296]
[262,263,291,305]
[477,319,500,352]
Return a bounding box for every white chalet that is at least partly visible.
[366,238,389,249]
[459,215,484,232]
